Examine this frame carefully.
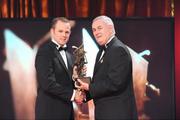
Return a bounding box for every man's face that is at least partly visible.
[92,19,112,46]
[51,21,71,46]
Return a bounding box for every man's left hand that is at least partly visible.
[75,79,89,91]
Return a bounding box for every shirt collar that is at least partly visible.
[105,35,115,48]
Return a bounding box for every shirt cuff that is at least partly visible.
[71,90,76,101]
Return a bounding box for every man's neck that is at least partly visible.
[105,35,115,47]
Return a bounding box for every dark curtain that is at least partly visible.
[0,0,174,18]
[175,0,180,119]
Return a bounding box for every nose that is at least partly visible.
[95,32,100,38]
[62,32,66,36]
[62,32,66,38]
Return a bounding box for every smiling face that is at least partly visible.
[92,19,113,46]
[51,20,71,46]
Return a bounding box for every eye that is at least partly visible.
[58,30,63,33]
[65,31,70,34]
[92,28,96,32]
[97,26,102,30]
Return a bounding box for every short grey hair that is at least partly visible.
[93,15,115,35]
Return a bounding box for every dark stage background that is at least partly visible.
[0,18,174,119]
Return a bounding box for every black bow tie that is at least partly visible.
[58,46,68,51]
[99,45,107,51]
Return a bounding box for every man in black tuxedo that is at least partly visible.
[35,17,83,120]
[76,16,138,119]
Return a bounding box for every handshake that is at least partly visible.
[74,89,86,104]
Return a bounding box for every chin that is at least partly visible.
[97,41,102,45]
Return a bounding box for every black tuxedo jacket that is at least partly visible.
[87,37,138,119]
[35,40,74,119]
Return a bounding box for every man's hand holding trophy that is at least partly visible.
[72,44,91,103]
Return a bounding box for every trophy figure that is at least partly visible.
[72,44,90,84]
[72,44,90,119]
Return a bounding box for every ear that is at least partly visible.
[50,28,53,34]
[108,25,113,29]
[108,25,114,34]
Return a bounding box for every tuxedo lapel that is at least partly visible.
[49,41,71,78]
[93,49,103,77]
[54,50,68,70]
[65,52,73,76]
